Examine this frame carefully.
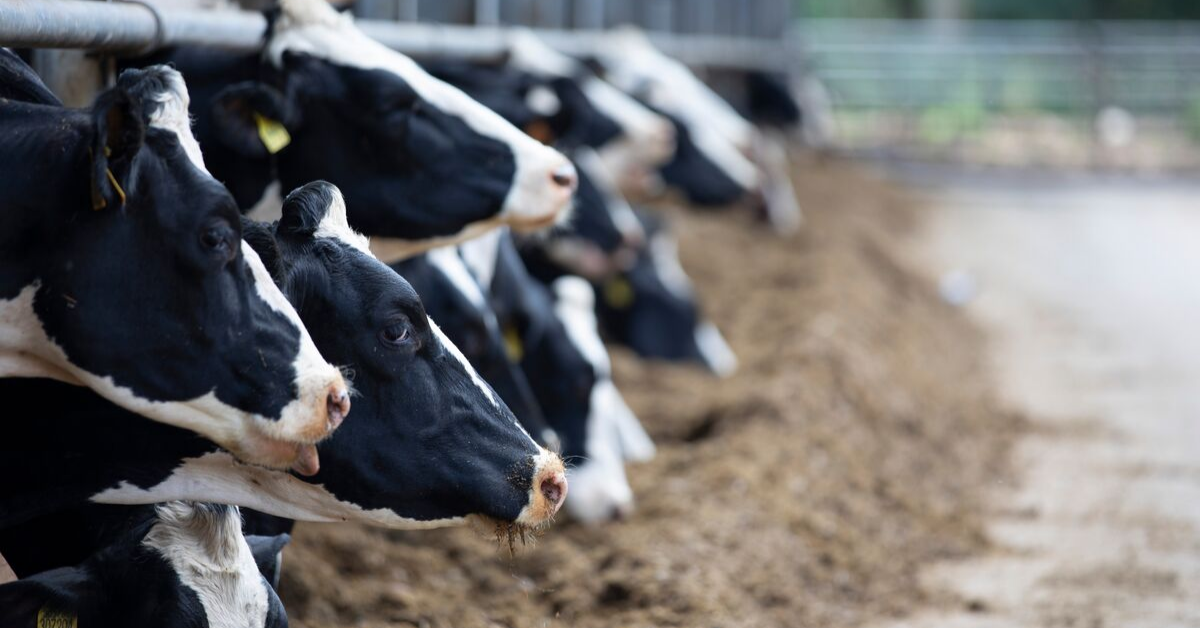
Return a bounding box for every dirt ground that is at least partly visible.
[876,172,1200,628]
[279,158,1022,628]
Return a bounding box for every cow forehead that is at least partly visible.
[140,66,209,174]
[268,6,531,148]
[142,502,269,628]
[312,187,371,255]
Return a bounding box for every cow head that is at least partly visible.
[595,212,738,376]
[466,232,653,523]
[389,249,558,450]
[0,65,348,473]
[259,182,567,527]
[505,30,676,181]
[209,0,575,248]
[0,502,288,628]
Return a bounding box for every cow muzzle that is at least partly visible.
[515,448,569,526]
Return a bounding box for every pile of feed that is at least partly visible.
[279,157,1021,628]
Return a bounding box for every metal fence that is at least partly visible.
[796,18,1200,169]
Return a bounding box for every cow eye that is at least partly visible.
[380,321,414,348]
[200,225,235,262]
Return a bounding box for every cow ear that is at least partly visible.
[245,533,291,590]
[277,180,338,239]
[90,87,145,211]
[0,566,94,628]
[211,81,296,158]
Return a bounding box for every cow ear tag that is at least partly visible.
[603,277,635,309]
[37,606,77,628]
[254,113,291,154]
[502,324,524,362]
[90,146,126,211]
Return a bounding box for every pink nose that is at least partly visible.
[326,388,350,430]
[539,471,568,514]
[550,162,578,191]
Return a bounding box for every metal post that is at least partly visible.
[474,0,499,25]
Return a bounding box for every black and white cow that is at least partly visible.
[586,29,767,206]
[140,0,577,258]
[593,210,738,376]
[461,230,653,523]
[504,30,677,190]
[0,182,566,533]
[0,502,289,628]
[421,61,643,279]
[389,248,558,449]
[0,61,349,472]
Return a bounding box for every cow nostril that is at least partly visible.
[540,473,566,510]
[326,389,350,430]
[550,163,577,190]
[610,503,632,522]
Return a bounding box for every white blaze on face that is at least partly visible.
[551,277,655,523]
[145,67,209,174]
[457,228,505,292]
[143,503,269,628]
[270,0,573,229]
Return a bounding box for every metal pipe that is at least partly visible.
[0,0,789,69]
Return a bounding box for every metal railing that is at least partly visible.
[0,0,793,70]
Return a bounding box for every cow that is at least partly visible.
[504,29,676,184]
[461,230,654,522]
[0,60,349,473]
[136,0,576,259]
[389,248,558,449]
[0,182,566,535]
[420,62,644,279]
[0,502,289,628]
[592,210,738,376]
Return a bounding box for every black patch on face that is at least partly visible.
[0,67,305,421]
[562,155,625,252]
[0,505,212,628]
[273,54,516,239]
[746,71,802,128]
[390,254,553,447]
[268,182,542,522]
[654,110,750,206]
[486,234,595,461]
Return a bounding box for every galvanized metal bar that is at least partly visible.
[0,0,789,69]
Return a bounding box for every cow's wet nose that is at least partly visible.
[609,502,633,522]
[540,471,568,514]
[550,162,578,191]
[327,388,351,430]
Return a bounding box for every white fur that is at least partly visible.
[507,30,675,169]
[647,232,694,301]
[551,277,655,523]
[457,228,504,291]
[694,322,738,378]
[143,503,268,628]
[270,0,572,228]
[0,68,345,461]
[312,187,371,254]
[596,29,761,190]
[95,452,464,529]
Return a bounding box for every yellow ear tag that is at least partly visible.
[90,146,125,211]
[603,277,635,310]
[502,325,524,363]
[37,606,77,628]
[254,113,291,154]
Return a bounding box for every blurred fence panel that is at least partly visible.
[797,19,1200,169]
